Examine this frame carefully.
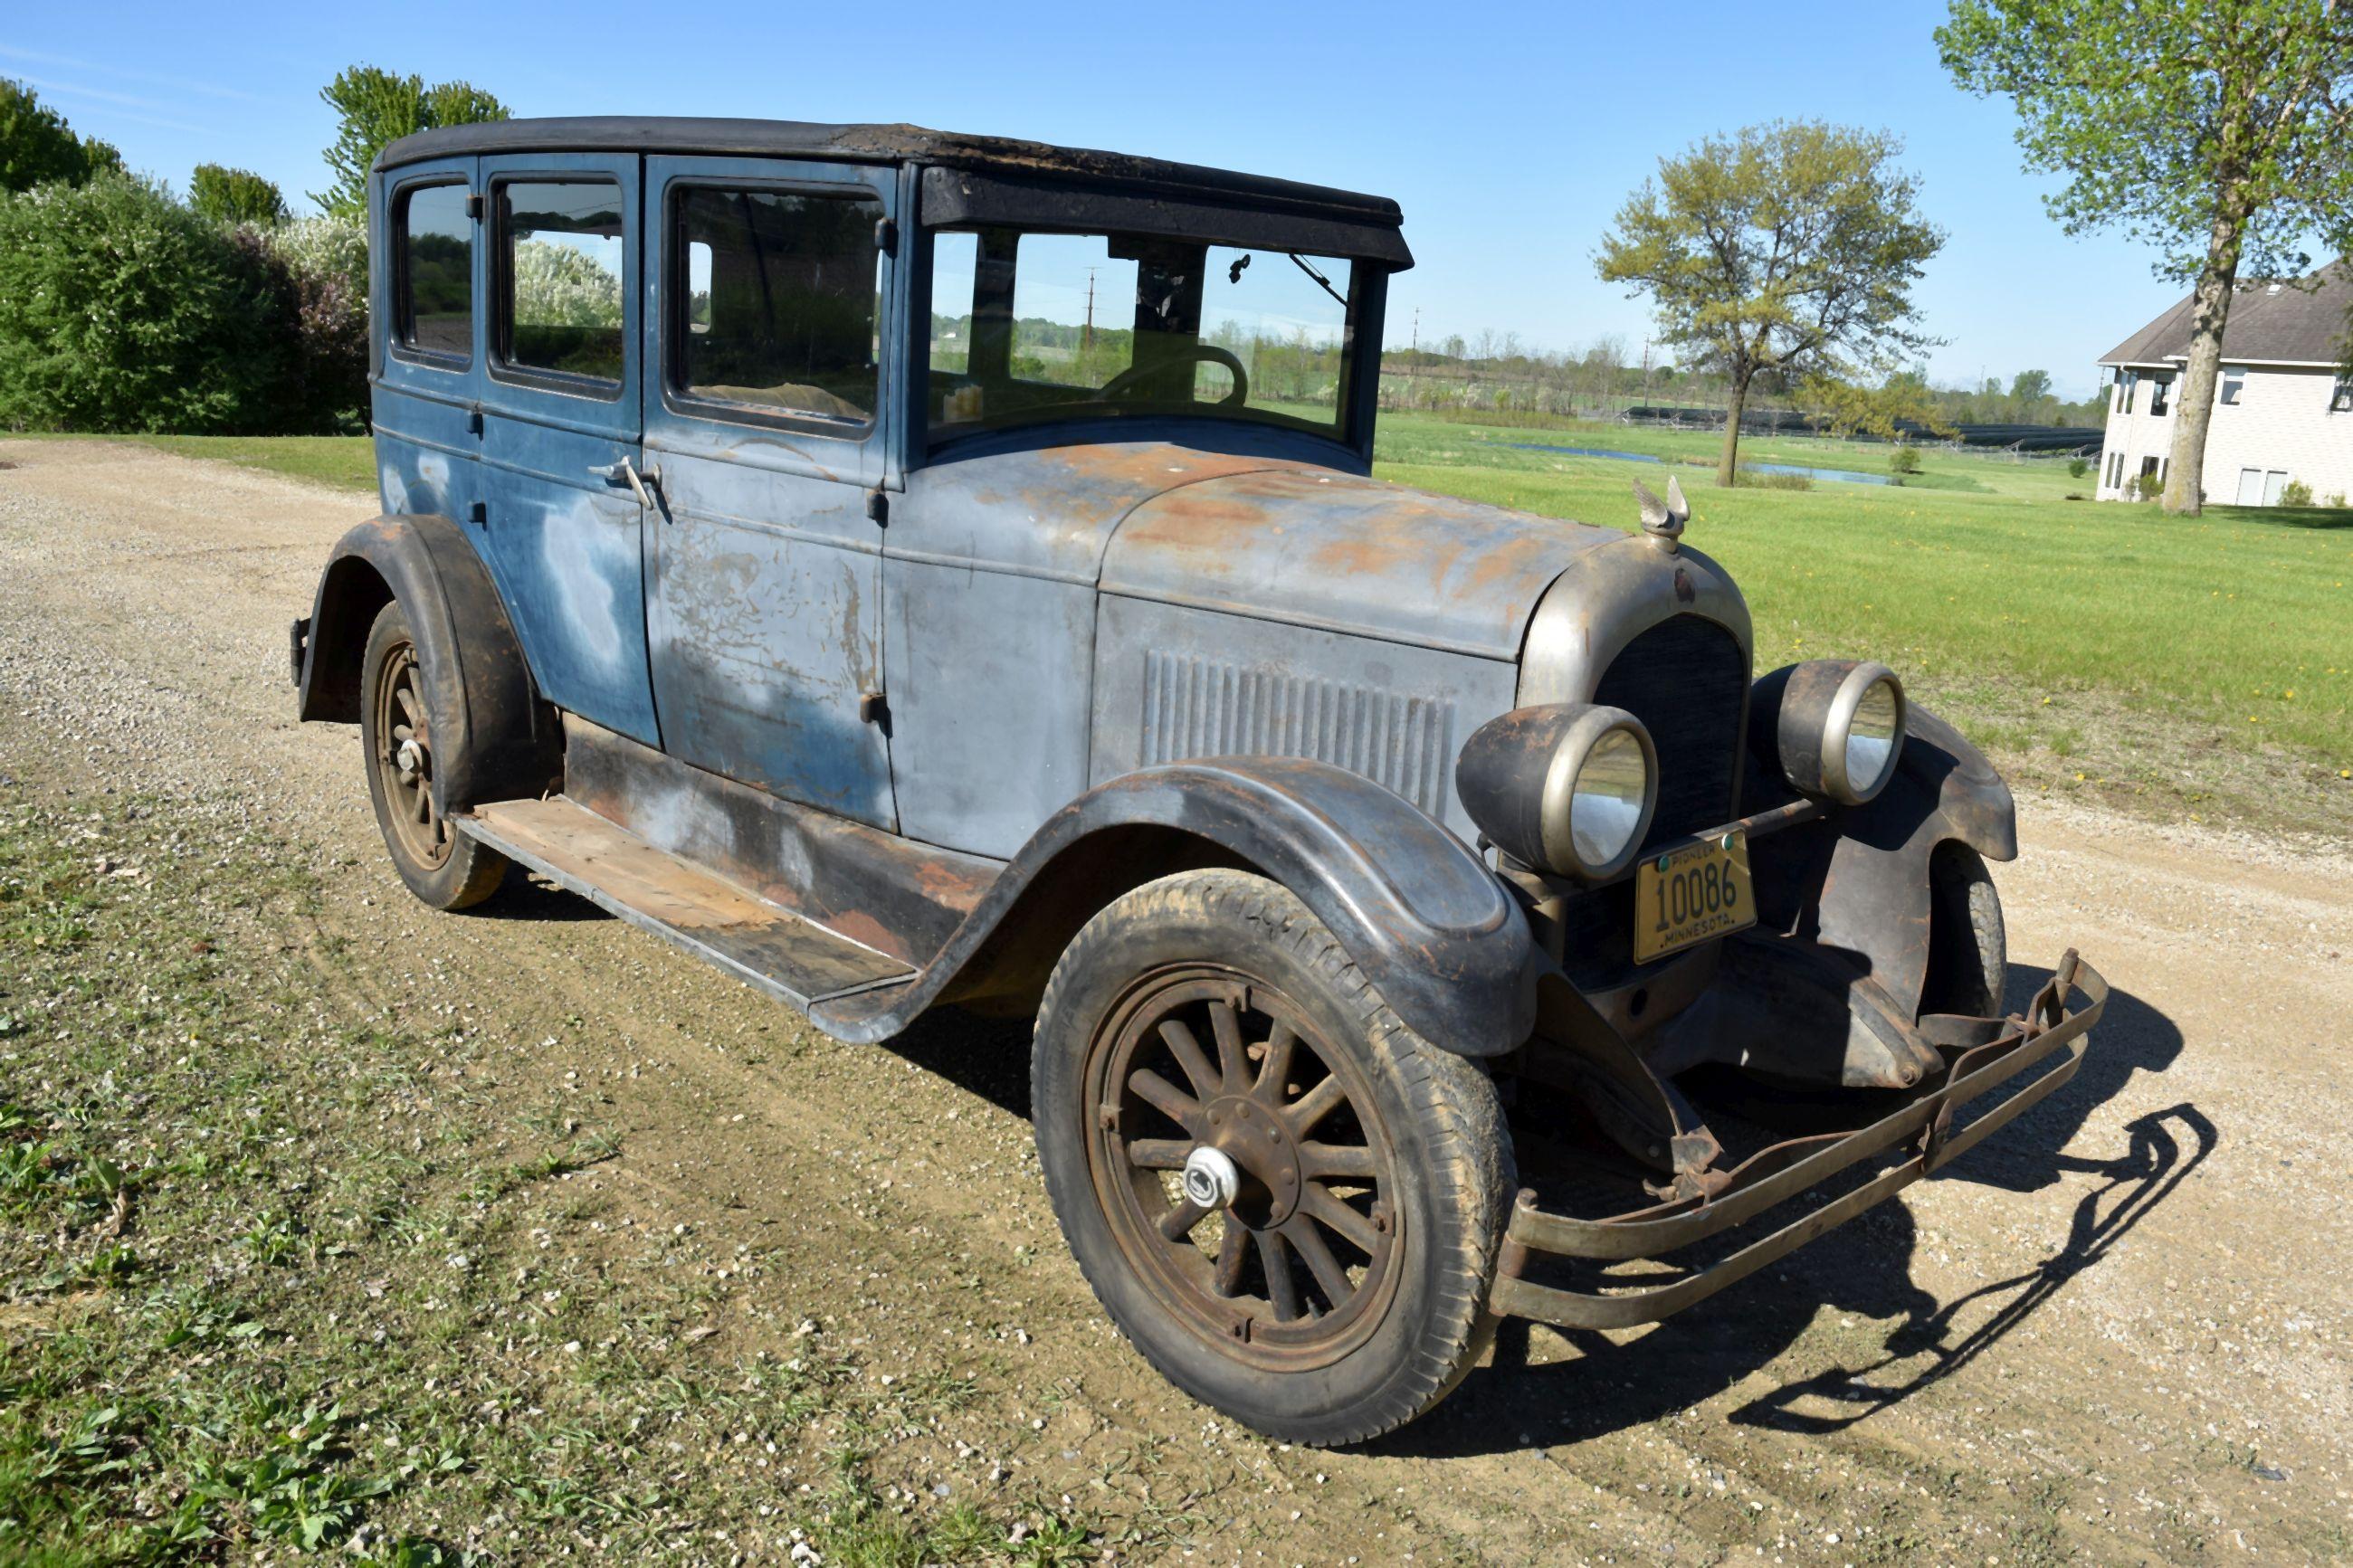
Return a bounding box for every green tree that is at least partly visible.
[1,78,123,193]
[314,67,509,218]
[1940,1,2353,516]
[1596,120,1945,486]
[189,163,288,226]
[1800,368,1959,442]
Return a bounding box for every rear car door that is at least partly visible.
[640,155,899,829]
[474,153,661,746]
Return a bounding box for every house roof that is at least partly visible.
[2099,261,2353,368]
[373,116,1408,259]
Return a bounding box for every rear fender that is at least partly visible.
[294,513,558,813]
[821,756,1542,1056]
[1747,703,2014,1020]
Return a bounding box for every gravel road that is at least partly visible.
[5,437,2350,1564]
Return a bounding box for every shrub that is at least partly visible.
[1889,444,1923,475]
[189,163,288,226]
[255,215,370,433]
[2068,456,2090,478]
[1737,468,1814,490]
[2327,492,2348,508]
[2133,470,2164,501]
[0,174,283,433]
[2281,478,2314,507]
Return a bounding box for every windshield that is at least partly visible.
[926,226,1358,446]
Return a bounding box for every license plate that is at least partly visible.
[1634,831,1755,963]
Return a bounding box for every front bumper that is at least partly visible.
[1489,953,2106,1330]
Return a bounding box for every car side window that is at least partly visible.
[498,179,625,391]
[395,182,472,364]
[672,185,884,429]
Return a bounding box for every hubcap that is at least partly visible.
[1084,970,1401,1370]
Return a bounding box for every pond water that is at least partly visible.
[1500,441,1895,487]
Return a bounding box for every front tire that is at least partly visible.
[1031,870,1512,1445]
[1922,843,2006,1017]
[359,601,509,910]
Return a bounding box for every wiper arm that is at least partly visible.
[1287,252,1348,308]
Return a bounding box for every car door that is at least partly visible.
[474,152,661,747]
[640,155,899,830]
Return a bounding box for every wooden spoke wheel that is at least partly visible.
[1093,971,1400,1368]
[1033,870,1512,1446]
[358,602,510,911]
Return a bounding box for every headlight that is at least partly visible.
[1455,703,1658,881]
[1766,660,1908,805]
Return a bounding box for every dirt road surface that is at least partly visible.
[4,437,2350,1564]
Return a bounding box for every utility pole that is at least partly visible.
[1083,267,1097,354]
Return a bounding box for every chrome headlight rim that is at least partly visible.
[1812,661,1908,805]
[1536,705,1659,882]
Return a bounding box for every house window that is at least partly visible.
[2149,376,2171,414]
[2118,369,2138,413]
[2330,377,2352,413]
[2219,366,2246,405]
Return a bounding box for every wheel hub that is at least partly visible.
[1203,1092,1302,1227]
[395,736,426,783]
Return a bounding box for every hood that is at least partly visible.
[1100,466,1621,659]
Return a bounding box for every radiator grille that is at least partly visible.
[1139,651,1456,819]
[1592,615,1748,851]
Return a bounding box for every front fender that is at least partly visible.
[812,756,1542,1055]
[294,513,557,813]
[1748,702,2015,1018]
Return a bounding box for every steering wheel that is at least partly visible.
[1099,344,1250,408]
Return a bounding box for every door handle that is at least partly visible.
[589,458,661,510]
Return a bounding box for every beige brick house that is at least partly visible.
[2095,262,2353,506]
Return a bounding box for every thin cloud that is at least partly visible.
[0,44,278,103]
[9,73,211,135]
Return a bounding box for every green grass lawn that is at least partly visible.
[1373,412,2353,830]
[21,421,2351,830]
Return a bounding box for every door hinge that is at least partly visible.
[858,689,891,728]
[466,406,483,436]
[865,489,889,526]
[467,500,487,524]
[874,216,898,256]
[465,192,484,221]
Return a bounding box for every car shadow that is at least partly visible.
[1374,968,2202,1459]
[467,869,618,923]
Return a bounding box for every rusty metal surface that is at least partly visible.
[461,796,914,1005]
[1516,533,1753,709]
[1490,955,2106,1331]
[1103,466,1617,660]
[562,715,991,968]
[811,755,1541,1056]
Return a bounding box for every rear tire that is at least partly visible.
[359,601,509,911]
[1031,869,1512,1446]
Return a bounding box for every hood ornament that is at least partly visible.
[1633,475,1688,553]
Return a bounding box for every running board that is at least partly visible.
[459,796,917,1008]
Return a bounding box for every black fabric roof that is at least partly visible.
[375,116,1404,231]
[2100,261,2353,366]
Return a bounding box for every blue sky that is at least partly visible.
[8,1,2197,399]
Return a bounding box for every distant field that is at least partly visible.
[27,422,2351,831]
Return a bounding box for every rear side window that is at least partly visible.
[499,180,625,389]
[672,185,883,428]
[395,183,472,363]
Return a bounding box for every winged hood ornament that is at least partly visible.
[1633,474,1688,553]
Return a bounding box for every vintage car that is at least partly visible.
[292,116,2104,1445]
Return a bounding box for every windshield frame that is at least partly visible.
[912,214,1389,464]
